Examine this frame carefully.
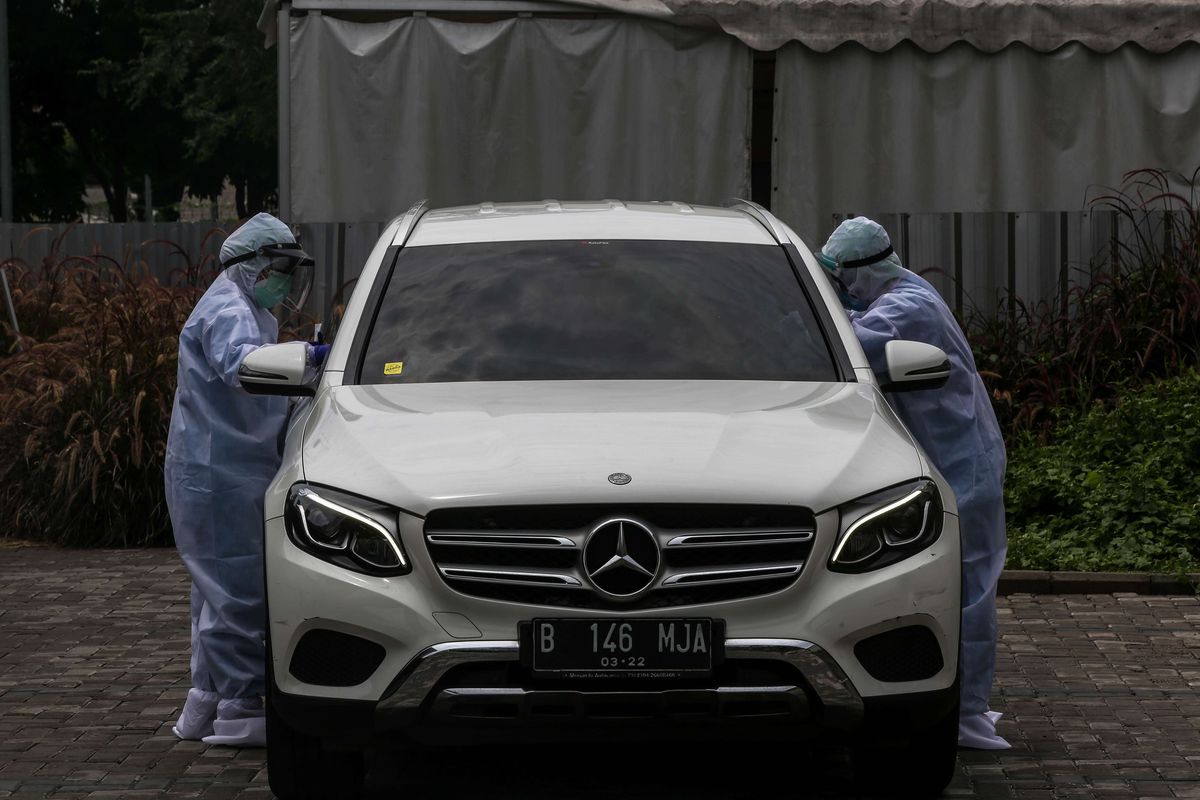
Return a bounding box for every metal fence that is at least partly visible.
[836,210,1169,318]
[0,211,1169,325]
[0,221,386,327]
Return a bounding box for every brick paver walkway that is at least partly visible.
[0,547,1196,799]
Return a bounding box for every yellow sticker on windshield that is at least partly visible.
[383,361,404,376]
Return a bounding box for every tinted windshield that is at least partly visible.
[357,240,837,384]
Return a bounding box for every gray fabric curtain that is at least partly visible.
[773,41,1200,244]
[289,14,752,223]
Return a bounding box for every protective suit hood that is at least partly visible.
[820,216,910,307]
[219,213,302,299]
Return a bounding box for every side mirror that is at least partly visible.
[882,340,951,392]
[238,341,315,397]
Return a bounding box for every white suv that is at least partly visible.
[241,200,963,799]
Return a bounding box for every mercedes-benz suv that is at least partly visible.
[241,200,963,799]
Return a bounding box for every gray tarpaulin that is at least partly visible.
[263,1,1200,55]
[288,14,752,223]
[773,41,1200,243]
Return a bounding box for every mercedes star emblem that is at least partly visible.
[608,472,632,485]
[583,518,660,599]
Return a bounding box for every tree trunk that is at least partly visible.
[234,177,248,220]
[110,160,128,223]
[69,128,120,223]
[247,182,268,217]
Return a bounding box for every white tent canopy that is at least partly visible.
[263,0,1200,54]
[284,12,752,223]
[773,40,1200,241]
[264,0,1200,238]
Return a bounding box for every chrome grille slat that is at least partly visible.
[661,564,805,587]
[438,566,584,587]
[427,533,577,548]
[666,530,814,547]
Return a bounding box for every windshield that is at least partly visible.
[357,239,838,384]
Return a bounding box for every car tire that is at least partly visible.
[851,700,959,798]
[265,670,366,799]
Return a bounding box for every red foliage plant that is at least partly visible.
[967,168,1200,438]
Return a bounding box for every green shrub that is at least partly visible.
[1005,371,1200,572]
[0,245,209,547]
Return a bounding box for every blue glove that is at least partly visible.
[309,343,331,367]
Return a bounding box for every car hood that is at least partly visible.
[300,380,924,516]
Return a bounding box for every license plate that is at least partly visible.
[524,618,718,677]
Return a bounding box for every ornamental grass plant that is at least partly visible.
[970,169,1200,438]
[0,228,218,546]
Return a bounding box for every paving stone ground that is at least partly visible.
[0,547,1197,799]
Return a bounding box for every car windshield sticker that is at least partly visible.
[383,361,404,376]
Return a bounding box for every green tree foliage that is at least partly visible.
[9,0,275,222]
[11,0,192,221]
[137,0,277,218]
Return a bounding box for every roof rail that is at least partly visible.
[722,198,788,245]
[391,199,432,247]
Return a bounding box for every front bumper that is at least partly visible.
[271,635,959,747]
[384,637,860,727]
[272,637,864,745]
[265,504,961,744]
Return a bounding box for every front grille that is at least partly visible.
[288,629,386,687]
[853,625,945,682]
[424,504,815,609]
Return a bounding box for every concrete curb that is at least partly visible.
[1000,569,1200,595]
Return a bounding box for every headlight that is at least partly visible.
[829,479,944,574]
[284,484,411,576]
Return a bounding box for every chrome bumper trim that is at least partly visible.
[376,637,863,731]
[430,684,807,722]
[378,640,519,716]
[726,637,864,730]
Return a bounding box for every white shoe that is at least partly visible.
[958,710,1011,749]
[172,688,219,740]
[201,697,267,748]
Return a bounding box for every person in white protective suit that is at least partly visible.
[818,217,1011,750]
[165,213,326,748]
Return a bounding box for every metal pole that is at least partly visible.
[277,2,292,220]
[0,0,13,221]
[144,174,153,221]
[1,266,19,341]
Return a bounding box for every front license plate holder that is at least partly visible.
[520,618,723,678]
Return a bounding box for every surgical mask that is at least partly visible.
[253,271,292,310]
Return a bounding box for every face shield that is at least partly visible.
[255,243,315,317]
[816,245,897,312]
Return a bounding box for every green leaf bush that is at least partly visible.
[1005,371,1200,572]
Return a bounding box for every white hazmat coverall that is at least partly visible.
[164,213,301,747]
[820,217,1011,750]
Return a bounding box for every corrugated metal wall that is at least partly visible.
[832,210,1174,318]
[0,213,1169,326]
[0,222,384,328]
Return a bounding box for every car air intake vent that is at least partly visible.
[424,504,815,610]
[289,629,386,687]
[853,625,944,682]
